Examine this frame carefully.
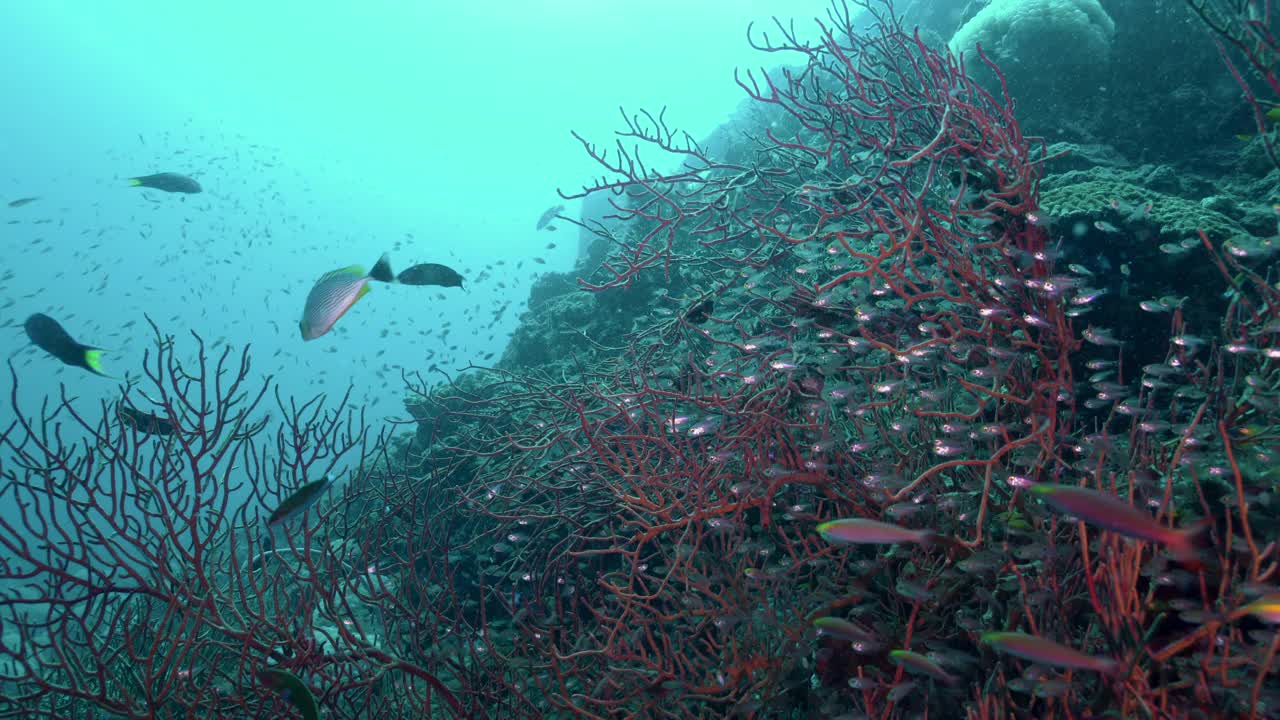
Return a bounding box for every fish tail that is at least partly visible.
[924,530,966,553]
[368,253,395,283]
[81,348,112,378]
[1099,657,1123,678]
[1169,517,1214,572]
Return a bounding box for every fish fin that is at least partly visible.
[315,265,366,284]
[368,252,395,283]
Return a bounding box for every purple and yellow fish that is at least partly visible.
[816,518,936,546]
[1235,593,1280,624]
[298,255,393,340]
[981,631,1119,676]
[888,649,957,685]
[1028,483,1208,569]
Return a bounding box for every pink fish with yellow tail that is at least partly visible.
[981,631,1119,675]
[816,518,935,546]
[1028,483,1209,569]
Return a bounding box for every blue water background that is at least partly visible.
[0,0,841,521]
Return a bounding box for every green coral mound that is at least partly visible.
[1039,178,1246,242]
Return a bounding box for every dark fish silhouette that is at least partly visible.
[685,299,714,324]
[23,313,109,377]
[128,172,202,194]
[397,263,464,288]
[536,204,564,231]
[366,253,395,283]
[267,476,332,526]
[7,197,38,208]
[117,402,175,436]
[257,668,319,720]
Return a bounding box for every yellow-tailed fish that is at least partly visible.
[257,668,318,720]
[1236,593,1280,624]
[1028,483,1209,570]
[23,313,110,377]
[816,518,935,545]
[298,255,393,340]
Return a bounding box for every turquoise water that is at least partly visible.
[0,0,828,428]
